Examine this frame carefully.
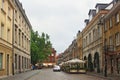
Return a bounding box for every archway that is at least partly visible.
[84,56,87,69]
[94,52,100,73]
[88,54,93,71]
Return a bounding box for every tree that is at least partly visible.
[31,30,52,65]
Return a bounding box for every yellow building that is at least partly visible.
[0,0,14,77]
[13,0,32,74]
[103,1,120,75]
[76,31,83,60]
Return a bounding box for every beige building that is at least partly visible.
[82,4,109,73]
[0,0,14,77]
[13,0,32,74]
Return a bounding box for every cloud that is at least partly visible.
[20,0,112,53]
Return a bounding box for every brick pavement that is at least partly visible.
[0,70,40,80]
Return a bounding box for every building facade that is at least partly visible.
[43,48,56,67]
[57,0,120,77]
[82,7,109,73]
[0,0,14,77]
[103,0,120,75]
[76,31,83,60]
[13,0,32,74]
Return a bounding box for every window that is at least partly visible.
[22,33,24,47]
[25,36,26,49]
[18,29,21,46]
[109,18,112,28]
[7,29,10,42]
[1,23,4,39]
[0,53,3,70]
[104,22,107,31]
[8,7,11,17]
[98,26,101,38]
[83,38,85,48]
[93,29,96,40]
[1,0,4,9]
[104,39,107,46]
[19,16,21,26]
[15,54,17,69]
[115,13,120,23]
[89,33,91,43]
[22,56,24,69]
[15,10,17,21]
[109,36,113,45]
[15,25,17,43]
[115,32,120,46]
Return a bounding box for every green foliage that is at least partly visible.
[31,30,52,65]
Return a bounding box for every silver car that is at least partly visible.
[53,65,61,71]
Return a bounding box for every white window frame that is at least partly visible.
[115,32,120,46]
[110,18,112,28]
[115,13,120,23]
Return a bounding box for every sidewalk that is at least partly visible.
[0,70,40,80]
[87,72,120,80]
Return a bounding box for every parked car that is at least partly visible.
[53,65,61,71]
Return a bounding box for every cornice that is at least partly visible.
[15,0,32,30]
[82,10,109,34]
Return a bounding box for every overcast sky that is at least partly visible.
[19,0,112,54]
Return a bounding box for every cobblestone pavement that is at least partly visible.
[27,69,108,80]
[0,70,40,80]
[0,69,119,80]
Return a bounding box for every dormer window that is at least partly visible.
[88,9,96,21]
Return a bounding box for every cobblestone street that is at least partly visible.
[1,69,120,80]
[26,69,108,80]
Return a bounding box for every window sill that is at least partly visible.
[1,8,6,15]
[8,16,12,21]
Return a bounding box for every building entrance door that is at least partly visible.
[7,54,9,75]
[19,56,21,73]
